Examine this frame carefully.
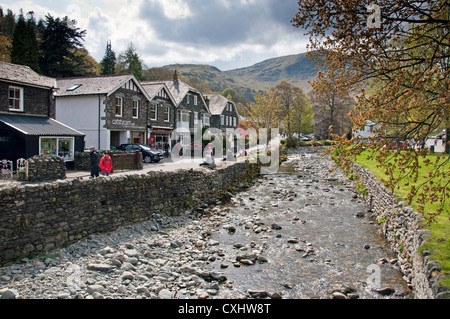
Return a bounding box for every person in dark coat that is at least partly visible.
[89,146,99,178]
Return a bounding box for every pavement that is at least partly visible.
[66,157,233,180]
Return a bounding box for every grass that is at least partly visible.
[354,150,450,289]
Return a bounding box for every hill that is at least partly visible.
[161,52,320,100]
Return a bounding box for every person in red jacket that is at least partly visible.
[99,151,113,176]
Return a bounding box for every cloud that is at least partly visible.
[1,0,307,70]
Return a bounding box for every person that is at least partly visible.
[89,146,99,178]
[164,141,170,158]
[99,151,113,176]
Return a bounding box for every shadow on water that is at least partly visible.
[205,150,412,299]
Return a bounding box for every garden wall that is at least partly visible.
[0,161,260,266]
[352,163,448,299]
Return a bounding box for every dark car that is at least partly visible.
[116,144,163,163]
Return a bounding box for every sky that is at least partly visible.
[0,0,309,71]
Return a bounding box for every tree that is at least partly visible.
[308,69,354,139]
[273,80,309,138]
[11,11,40,72]
[290,91,314,136]
[244,89,281,130]
[100,40,116,75]
[117,42,143,80]
[39,14,87,77]
[292,0,450,220]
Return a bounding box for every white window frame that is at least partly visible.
[39,136,75,161]
[115,97,123,117]
[132,99,139,119]
[150,104,158,121]
[201,113,210,126]
[194,111,199,124]
[194,95,198,105]
[186,94,190,104]
[220,115,224,126]
[8,86,24,112]
[163,104,170,122]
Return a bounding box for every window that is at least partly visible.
[194,95,198,105]
[178,109,190,123]
[201,113,210,126]
[186,94,190,104]
[115,97,123,117]
[233,117,237,127]
[150,104,157,120]
[66,84,82,91]
[40,137,74,161]
[221,115,224,126]
[194,111,199,124]
[163,105,170,122]
[9,86,23,111]
[132,100,139,118]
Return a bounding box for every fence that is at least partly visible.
[0,158,26,180]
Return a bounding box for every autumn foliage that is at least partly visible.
[292,0,450,221]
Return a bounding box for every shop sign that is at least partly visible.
[112,119,136,127]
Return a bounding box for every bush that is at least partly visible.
[285,137,298,148]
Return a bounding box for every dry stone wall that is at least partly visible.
[0,162,260,266]
[352,163,448,299]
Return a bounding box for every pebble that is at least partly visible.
[0,147,410,300]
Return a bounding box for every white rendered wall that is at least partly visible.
[55,95,109,150]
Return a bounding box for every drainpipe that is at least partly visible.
[98,95,101,150]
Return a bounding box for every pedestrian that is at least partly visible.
[99,151,113,176]
[164,141,170,158]
[89,146,99,178]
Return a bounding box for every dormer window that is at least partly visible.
[9,86,24,112]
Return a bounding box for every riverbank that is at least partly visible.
[0,147,411,299]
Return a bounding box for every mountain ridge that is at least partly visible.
[160,52,320,100]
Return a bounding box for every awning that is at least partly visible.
[0,114,85,136]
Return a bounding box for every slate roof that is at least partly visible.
[0,114,85,136]
[204,94,239,116]
[54,74,135,97]
[140,82,176,106]
[0,61,55,89]
[142,80,209,111]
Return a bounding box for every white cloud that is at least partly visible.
[0,0,308,71]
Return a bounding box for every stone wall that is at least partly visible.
[0,161,260,266]
[25,155,66,182]
[74,151,143,171]
[352,163,448,299]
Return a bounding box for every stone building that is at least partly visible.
[0,61,85,168]
[142,71,211,150]
[204,93,239,131]
[140,82,176,149]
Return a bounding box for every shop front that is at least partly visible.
[148,126,173,149]
[0,114,85,168]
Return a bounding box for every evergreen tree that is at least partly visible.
[117,42,143,80]
[39,14,86,77]
[11,12,40,72]
[100,40,116,75]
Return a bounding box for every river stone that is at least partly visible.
[158,288,174,299]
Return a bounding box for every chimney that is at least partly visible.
[204,95,210,107]
[173,70,178,82]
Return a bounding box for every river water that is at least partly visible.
[204,148,412,299]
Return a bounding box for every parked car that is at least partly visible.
[116,144,163,163]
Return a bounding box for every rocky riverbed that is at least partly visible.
[0,148,412,299]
